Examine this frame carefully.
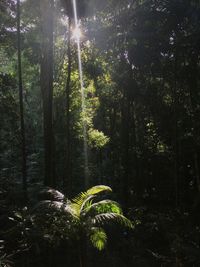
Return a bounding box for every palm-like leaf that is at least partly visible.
[71,185,112,217]
[94,213,133,229]
[38,188,65,202]
[32,200,78,219]
[32,200,63,213]
[86,185,112,195]
[89,227,107,251]
[83,200,122,216]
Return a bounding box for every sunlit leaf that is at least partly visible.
[94,213,133,229]
[89,227,107,251]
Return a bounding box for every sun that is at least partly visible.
[72,26,82,40]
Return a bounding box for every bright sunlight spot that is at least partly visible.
[72,26,82,40]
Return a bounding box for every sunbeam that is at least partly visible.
[72,0,89,188]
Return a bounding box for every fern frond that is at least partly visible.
[32,200,62,212]
[89,227,107,251]
[72,185,112,204]
[86,185,112,195]
[71,185,112,216]
[38,188,65,202]
[94,213,133,229]
[70,195,94,217]
[32,200,78,219]
[80,195,95,213]
[84,200,123,216]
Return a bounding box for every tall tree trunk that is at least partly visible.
[188,52,200,216]
[17,0,27,199]
[121,89,131,207]
[40,0,55,187]
[131,100,140,194]
[64,17,72,195]
[173,49,180,209]
[188,52,200,194]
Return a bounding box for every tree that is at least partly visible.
[17,0,27,198]
[64,17,72,194]
[40,0,55,187]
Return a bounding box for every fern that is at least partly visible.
[33,185,133,252]
[85,200,123,215]
[89,227,107,251]
[72,185,111,206]
[94,213,133,229]
[71,185,112,217]
[86,185,112,195]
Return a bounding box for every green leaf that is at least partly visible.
[71,185,112,216]
[85,200,123,215]
[89,227,107,251]
[86,185,112,195]
[94,213,133,229]
[32,200,78,219]
[88,128,110,149]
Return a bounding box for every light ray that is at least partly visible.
[72,0,89,188]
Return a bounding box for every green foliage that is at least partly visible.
[89,227,107,251]
[87,199,122,214]
[88,129,109,149]
[32,185,133,251]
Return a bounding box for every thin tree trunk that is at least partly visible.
[194,153,200,193]
[40,0,55,187]
[121,88,131,207]
[188,52,200,214]
[131,100,140,194]
[188,53,200,194]
[17,0,27,199]
[64,17,72,195]
[173,49,180,209]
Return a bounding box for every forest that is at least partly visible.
[1,0,200,266]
